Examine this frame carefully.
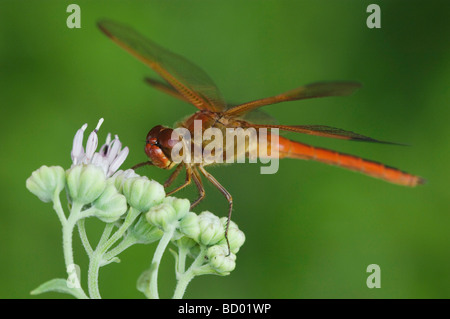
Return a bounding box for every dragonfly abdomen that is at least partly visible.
[276,136,425,186]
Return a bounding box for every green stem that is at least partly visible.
[103,235,136,262]
[60,201,89,298]
[88,251,102,299]
[146,226,175,299]
[77,219,93,257]
[102,207,140,252]
[52,192,67,227]
[98,223,115,249]
[177,246,188,275]
[63,202,82,280]
[172,248,207,299]
[86,207,140,299]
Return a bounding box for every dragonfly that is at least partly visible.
[98,20,425,244]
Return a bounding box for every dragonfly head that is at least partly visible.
[145,125,178,169]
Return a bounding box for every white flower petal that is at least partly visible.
[108,147,129,177]
[85,131,98,160]
[106,136,122,164]
[70,119,129,177]
[71,123,87,164]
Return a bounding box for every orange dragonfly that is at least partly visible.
[98,20,425,237]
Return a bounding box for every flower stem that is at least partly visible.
[146,226,175,299]
[63,202,83,281]
[77,219,93,257]
[102,207,140,252]
[60,200,89,298]
[172,248,207,299]
[52,192,67,227]
[86,207,140,299]
[103,235,135,262]
[88,251,102,299]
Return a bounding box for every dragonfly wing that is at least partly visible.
[241,123,403,145]
[225,81,361,117]
[143,77,188,102]
[98,20,227,111]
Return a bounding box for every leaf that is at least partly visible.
[136,263,158,298]
[31,278,88,299]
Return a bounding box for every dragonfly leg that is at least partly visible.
[166,164,191,196]
[131,161,154,170]
[198,165,233,256]
[163,163,183,188]
[190,167,205,208]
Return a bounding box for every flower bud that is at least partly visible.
[129,214,163,244]
[146,202,176,231]
[164,197,190,220]
[219,218,246,254]
[26,165,65,203]
[91,185,127,223]
[66,164,106,205]
[175,236,198,251]
[206,244,236,275]
[197,211,225,246]
[122,177,165,212]
[146,197,190,231]
[108,169,139,193]
[179,212,200,241]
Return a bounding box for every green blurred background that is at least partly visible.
[1,0,449,298]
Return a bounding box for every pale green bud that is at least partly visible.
[164,197,190,220]
[198,211,225,246]
[146,197,189,231]
[122,177,165,212]
[129,214,164,244]
[91,185,127,223]
[175,236,198,251]
[206,244,236,275]
[219,218,246,254]
[175,236,201,259]
[146,202,176,231]
[26,165,65,203]
[179,212,200,241]
[107,169,139,193]
[66,164,106,205]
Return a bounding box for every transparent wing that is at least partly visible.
[225,82,361,117]
[241,123,403,145]
[98,20,227,111]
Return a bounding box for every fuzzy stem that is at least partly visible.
[172,248,207,299]
[146,226,175,299]
[77,219,93,257]
[88,250,102,299]
[60,201,89,298]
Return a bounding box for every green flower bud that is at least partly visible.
[66,164,106,205]
[219,218,246,254]
[146,202,176,231]
[122,177,165,212]
[146,197,189,231]
[179,212,200,241]
[206,244,236,275]
[175,236,198,251]
[107,169,139,193]
[164,197,190,220]
[91,185,127,223]
[175,236,201,259]
[198,211,224,246]
[129,214,164,244]
[26,165,65,203]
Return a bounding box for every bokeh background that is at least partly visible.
[1,0,449,298]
